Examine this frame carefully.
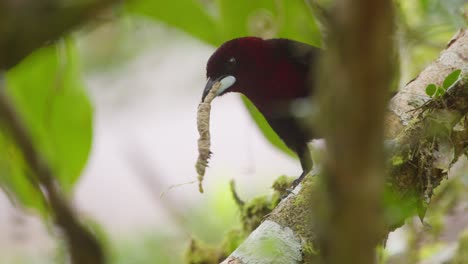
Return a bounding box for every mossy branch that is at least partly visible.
[221,29,468,264]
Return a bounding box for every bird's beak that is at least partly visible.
[202,75,236,102]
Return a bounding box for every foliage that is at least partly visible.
[396,0,465,83]
[0,0,463,217]
[425,69,462,97]
[0,40,93,214]
[0,0,466,262]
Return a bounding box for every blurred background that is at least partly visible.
[0,0,467,263]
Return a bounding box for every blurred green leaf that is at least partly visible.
[442,69,461,90]
[425,83,437,97]
[1,40,93,213]
[218,0,321,45]
[217,0,276,38]
[0,133,47,213]
[396,0,463,84]
[419,0,430,12]
[125,0,221,45]
[277,0,321,46]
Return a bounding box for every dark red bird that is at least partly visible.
[202,37,320,186]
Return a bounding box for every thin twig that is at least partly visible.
[230,180,245,208]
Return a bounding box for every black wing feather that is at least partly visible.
[267,38,320,69]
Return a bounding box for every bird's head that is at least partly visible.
[202,37,313,111]
[202,37,272,102]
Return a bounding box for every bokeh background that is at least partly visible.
[0,0,467,263]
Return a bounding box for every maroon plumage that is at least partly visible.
[203,37,320,185]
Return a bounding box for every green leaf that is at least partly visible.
[1,40,93,213]
[125,0,221,45]
[217,0,276,39]
[442,69,461,90]
[419,0,430,12]
[241,96,296,158]
[217,0,321,46]
[277,0,321,46]
[425,83,437,96]
[435,86,445,97]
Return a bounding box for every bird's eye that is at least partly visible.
[228,57,236,67]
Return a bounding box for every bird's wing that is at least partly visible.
[267,38,320,69]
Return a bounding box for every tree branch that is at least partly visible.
[221,29,467,264]
[315,0,394,263]
[0,0,120,70]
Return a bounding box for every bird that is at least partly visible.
[202,36,320,187]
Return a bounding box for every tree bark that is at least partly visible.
[315,0,394,263]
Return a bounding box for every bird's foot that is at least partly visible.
[291,170,308,189]
[281,171,309,199]
[280,189,294,200]
[290,178,302,190]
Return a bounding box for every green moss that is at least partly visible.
[185,175,326,263]
[272,175,295,195]
[302,241,319,256]
[291,175,318,209]
[269,175,321,262]
[237,175,294,232]
[241,195,276,232]
[185,229,248,264]
[186,175,291,263]
[391,155,404,166]
[185,239,220,264]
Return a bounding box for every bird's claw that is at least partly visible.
[291,178,302,189]
[280,188,295,200]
